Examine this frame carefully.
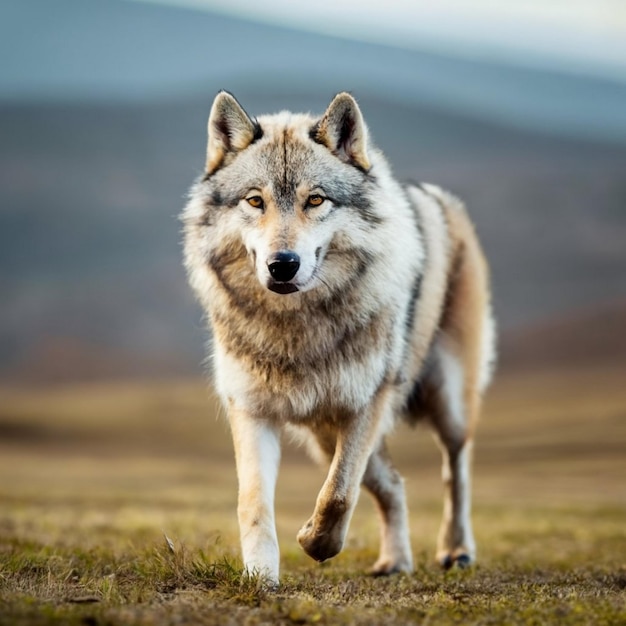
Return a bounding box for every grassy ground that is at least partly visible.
[0,366,625,625]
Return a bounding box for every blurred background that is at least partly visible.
[0,0,625,563]
[1,0,625,384]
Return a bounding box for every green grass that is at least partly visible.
[1,524,624,626]
[0,367,625,624]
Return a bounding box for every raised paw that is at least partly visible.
[297,518,344,563]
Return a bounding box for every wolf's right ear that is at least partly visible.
[206,91,261,175]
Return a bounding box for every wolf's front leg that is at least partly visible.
[297,392,390,563]
[229,407,281,585]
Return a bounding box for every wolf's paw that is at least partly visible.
[242,567,279,590]
[368,556,414,577]
[296,519,344,563]
[438,552,474,570]
[257,577,280,591]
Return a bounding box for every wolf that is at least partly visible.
[182,91,496,585]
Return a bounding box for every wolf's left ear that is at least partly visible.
[312,92,370,171]
[206,91,261,175]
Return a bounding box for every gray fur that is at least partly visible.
[181,92,496,585]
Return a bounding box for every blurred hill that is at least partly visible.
[3,0,626,143]
[1,0,625,382]
[501,300,626,372]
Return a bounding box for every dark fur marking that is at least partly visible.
[201,176,250,215]
[440,241,466,328]
[399,184,426,362]
[421,184,449,232]
[407,182,452,240]
[330,191,384,225]
[317,207,335,223]
[308,121,321,143]
[330,186,383,226]
[212,267,255,315]
[198,213,214,227]
[252,121,264,143]
[283,128,288,200]
[403,184,423,229]
[266,129,297,211]
[207,249,260,317]
[211,190,223,206]
[338,108,371,174]
[393,372,407,386]
[335,312,387,366]
[406,379,422,415]
[337,111,355,157]
[403,274,423,345]
[417,185,464,334]
[318,247,374,313]
[405,378,432,422]
[355,202,384,226]
[215,117,232,151]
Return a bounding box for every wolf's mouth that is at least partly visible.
[268,281,299,295]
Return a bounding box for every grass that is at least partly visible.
[2,523,624,625]
[0,366,625,624]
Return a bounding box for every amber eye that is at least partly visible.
[307,194,325,208]
[246,196,264,210]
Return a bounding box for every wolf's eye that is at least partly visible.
[306,194,325,208]
[246,196,264,210]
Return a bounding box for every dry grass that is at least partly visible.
[0,366,625,625]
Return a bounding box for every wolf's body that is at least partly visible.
[182,92,496,585]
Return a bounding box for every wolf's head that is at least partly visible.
[186,91,391,297]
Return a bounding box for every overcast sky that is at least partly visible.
[132,0,626,81]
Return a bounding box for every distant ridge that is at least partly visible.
[1,92,625,382]
[1,0,626,143]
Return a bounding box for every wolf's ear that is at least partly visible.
[206,91,261,175]
[312,93,370,171]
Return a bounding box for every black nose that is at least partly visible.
[267,251,300,282]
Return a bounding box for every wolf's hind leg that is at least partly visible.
[435,436,475,569]
[427,339,477,569]
[362,440,413,575]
